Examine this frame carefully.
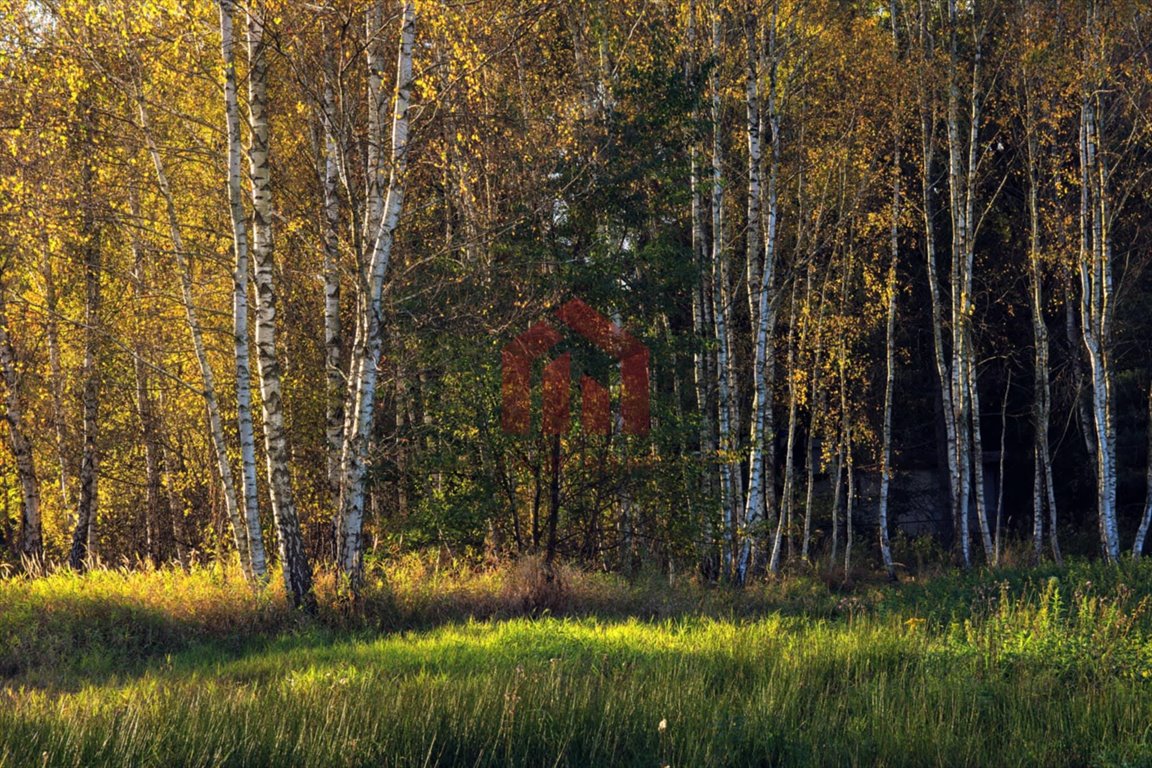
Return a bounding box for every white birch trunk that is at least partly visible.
[841,352,854,579]
[1135,380,1152,557]
[744,16,762,330]
[877,0,903,580]
[967,350,993,559]
[319,53,344,507]
[219,0,268,584]
[740,3,780,582]
[945,0,985,567]
[1078,70,1120,562]
[364,1,389,250]
[708,4,737,576]
[879,151,899,580]
[69,114,102,572]
[41,246,69,511]
[337,0,416,593]
[687,0,717,569]
[247,1,314,608]
[946,0,970,568]
[1022,87,1061,564]
[779,282,800,569]
[0,294,41,562]
[917,0,961,550]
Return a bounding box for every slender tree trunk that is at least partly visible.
[830,435,843,563]
[69,106,102,571]
[41,245,69,511]
[137,96,256,582]
[0,294,41,563]
[156,390,189,567]
[744,14,762,336]
[337,0,416,595]
[1066,290,1097,467]
[879,148,899,580]
[708,3,738,577]
[740,2,780,582]
[996,369,1010,566]
[1022,84,1061,564]
[945,0,984,567]
[545,433,561,574]
[946,0,968,568]
[0,473,10,558]
[686,0,716,573]
[1134,380,1152,557]
[801,265,830,563]
[1077,29,1120,560]
[219,0,268,584]
[128,194,165,566]
[841,351,854,579]
[968,352,993,560]
[364,1,388,250]
[318,48,344,508]
[878,4,903,579]
[917,0,961,551]
[780,286,801,569]
[247,0,314,609]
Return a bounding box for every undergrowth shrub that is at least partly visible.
[500,555,570,615]
[0,564,293,682]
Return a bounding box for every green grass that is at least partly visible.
[1,559,1151,767]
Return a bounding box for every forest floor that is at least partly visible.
[1,555,1151,767]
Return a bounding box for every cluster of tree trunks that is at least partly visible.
[1,0,1151,593]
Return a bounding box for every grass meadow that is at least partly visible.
[1,556,1150,767]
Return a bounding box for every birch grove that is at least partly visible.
[0,0,1150,588]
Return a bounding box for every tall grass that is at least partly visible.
[1,559,1150,767]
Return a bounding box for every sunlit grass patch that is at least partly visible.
[1,560,1151,766]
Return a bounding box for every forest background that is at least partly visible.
[2,0,1152,611]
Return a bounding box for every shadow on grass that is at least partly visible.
[4,556,1151,695]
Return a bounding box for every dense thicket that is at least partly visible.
[2,0,1151,600]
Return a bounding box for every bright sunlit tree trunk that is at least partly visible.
[246,0,315,610]
[219,0,268,585]
[337,0,416,596]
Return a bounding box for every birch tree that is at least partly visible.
[317,37,344,506]
[1135,380,1152,558]
[1076,3,1120,561]
[137,95,257,584]
[0,283,41,562]
[876,0,904,581]
[68,96,102,571]
[246,0,314,609]
[336,0,416,594]
[740,0,781,582]
[706,2,738,576]
[944,0,975,566]
[219,0,268,584]
[1014,0,1061,563]
[686,0,718,573]
[904,0,967,562]
[128,194,166,565]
